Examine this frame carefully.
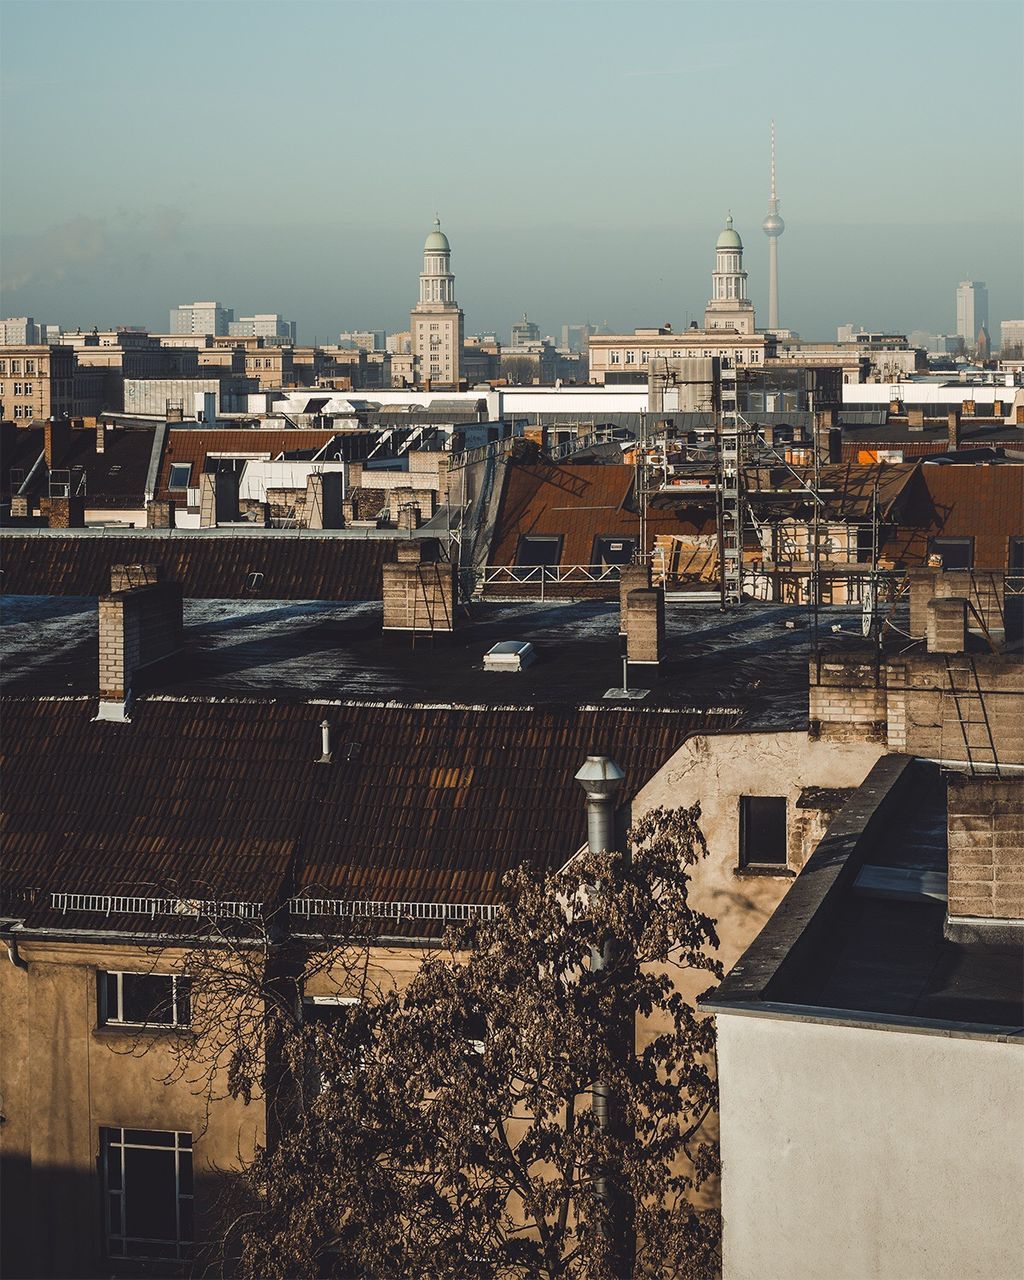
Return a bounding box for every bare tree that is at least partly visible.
[224,804,724,1280]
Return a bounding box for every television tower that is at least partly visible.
[762,120,784,330]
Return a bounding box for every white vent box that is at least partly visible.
[483,641,536,672]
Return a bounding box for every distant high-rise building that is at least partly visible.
[999,320,1024,356]
[955,281,988,348]
[229,314,297,343]
[170,302,234,337]
[560,323,593,353]
[1,316,41,344]
[410,217,464,388]
[761,121,785,331]
[511,313,541,346]
[703,215,756,335]
[339,330,386,351]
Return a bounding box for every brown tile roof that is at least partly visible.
[0,533,400,599]
[887,464,1024,568]
[155,429,342,502]
[490,462,713,567]
[1,697,736,932]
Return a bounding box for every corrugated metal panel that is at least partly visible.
[2,698,739,930]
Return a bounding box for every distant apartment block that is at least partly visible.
[339,330,386,351]
[511,314,541,346]
[229,314,297,344]
[0,344,76,421]
[0,317,55,345]
[560,323,594,353]
[1000,320,1024,355]
[169,301,234,337]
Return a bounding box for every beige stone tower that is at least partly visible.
[411,216,464,388]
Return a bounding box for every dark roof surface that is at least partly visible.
[0,531,401,598]
[706,758,1023,1033]
[1,423,155,507]
[154,429,342,501]
[0,697,732,931]
[0,594,877,725]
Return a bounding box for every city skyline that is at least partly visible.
[1,0,1021,340]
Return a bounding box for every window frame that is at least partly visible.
[98,970,191,1029]
[167,462,192,491]
[515,533,564,568]
[738,795,789,871]
[100,1126,193,1262]
[592,534,637,569]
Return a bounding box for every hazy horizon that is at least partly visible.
[2,0,1022,345]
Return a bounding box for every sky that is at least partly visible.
[1,0,1022,344]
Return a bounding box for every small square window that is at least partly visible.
[739,796,787,868]
[168,463,192,491]
[516,534,563,568]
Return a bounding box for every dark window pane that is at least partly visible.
[106,1150,122,1191]
[108,1193,123,1234]
[100,972,118,1023]
[594,536,636,568]
[929,537,973,569]
[123,1129,175,1147]
[517,535,562,567]
[124,1147,177,1242]
[174,978,191,1027]
[178,1150,193,1197]
[179,1196,193,1243]
[168,463,191,491]
[1009,538,1024,571]
[740,796,787,866]
[120,974,174,1025]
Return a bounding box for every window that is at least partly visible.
[302,994,360,1027]
[609,351,621,365]
[516,534,563,567]
[11,360,21,374]
[928,536,974,570]
[0,360,6,373]
[1008,537,1024,572]
[25,359,35,373]
[593,535,636,569]
[98,971,190,1028]
[168,463,192,491]
[101,1127,192,1261]
[739,796,787,868]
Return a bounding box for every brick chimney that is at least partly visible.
[946,775,1024,944]
[618,563,651,631]
[947,409,961,453]
[926,597,968,653]
[97,566,183,720]
[382,538,456,633]
[624,587,665,665]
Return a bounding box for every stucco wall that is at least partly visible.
[633,731,885,977]
[716,1012,1024,1280]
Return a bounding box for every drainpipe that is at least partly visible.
[574,755,633,1277]
[6,936,28,971]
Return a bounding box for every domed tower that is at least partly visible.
[703,215,756,334]
[411,216,464,388]
[761,120,785,330]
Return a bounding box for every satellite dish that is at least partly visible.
[862,578,876,638]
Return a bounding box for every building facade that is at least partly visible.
[170,302,234,337]
[0,344,76,421]
[228,314,297,344]
[410,218,464,389]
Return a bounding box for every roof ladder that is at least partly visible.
[942,657,1001,776]
[717,414,742,607]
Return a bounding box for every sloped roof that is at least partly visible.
[1,697,731,933]
[0,532,400,599]
[155,429,343,501]
[490,462,713,566]
[1,423,156,507]
[887,463,1024,568]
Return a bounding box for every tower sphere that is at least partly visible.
[716,214,743,250]
[424,216,450,253]
[762,211,785,237]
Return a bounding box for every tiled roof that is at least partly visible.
[155,429,343,501]
[887,464,1024,568]
[0,532,400,598]
[1,697,733,933]
[490,462,713,567]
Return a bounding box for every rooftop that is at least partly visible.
[704,756,1023,1036]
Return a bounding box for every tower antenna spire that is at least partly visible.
[770,119,777,201]
[762,120,784,330]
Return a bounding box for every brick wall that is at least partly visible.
[811,651,1024,765]
[909,568,1007,640]
[146,500,176,529]
[618,564,651,624]
[41,496,85,528]
[947,776,1024,921]
[624,587,665,664]
[98,581,183,703]
[382,540,456,632]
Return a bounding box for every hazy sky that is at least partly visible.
[2,0,1021,343]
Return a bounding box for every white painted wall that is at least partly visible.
[716,1012,1024,1280]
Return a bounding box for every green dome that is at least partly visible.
[716,214,743,250]
[424,216,450,253]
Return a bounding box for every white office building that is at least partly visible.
[955,281,988,347]
[229,314,297,343]
[170,301,234,337]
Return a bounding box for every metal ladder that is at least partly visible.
[942,658,1000,775]
[717,414,742,606]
